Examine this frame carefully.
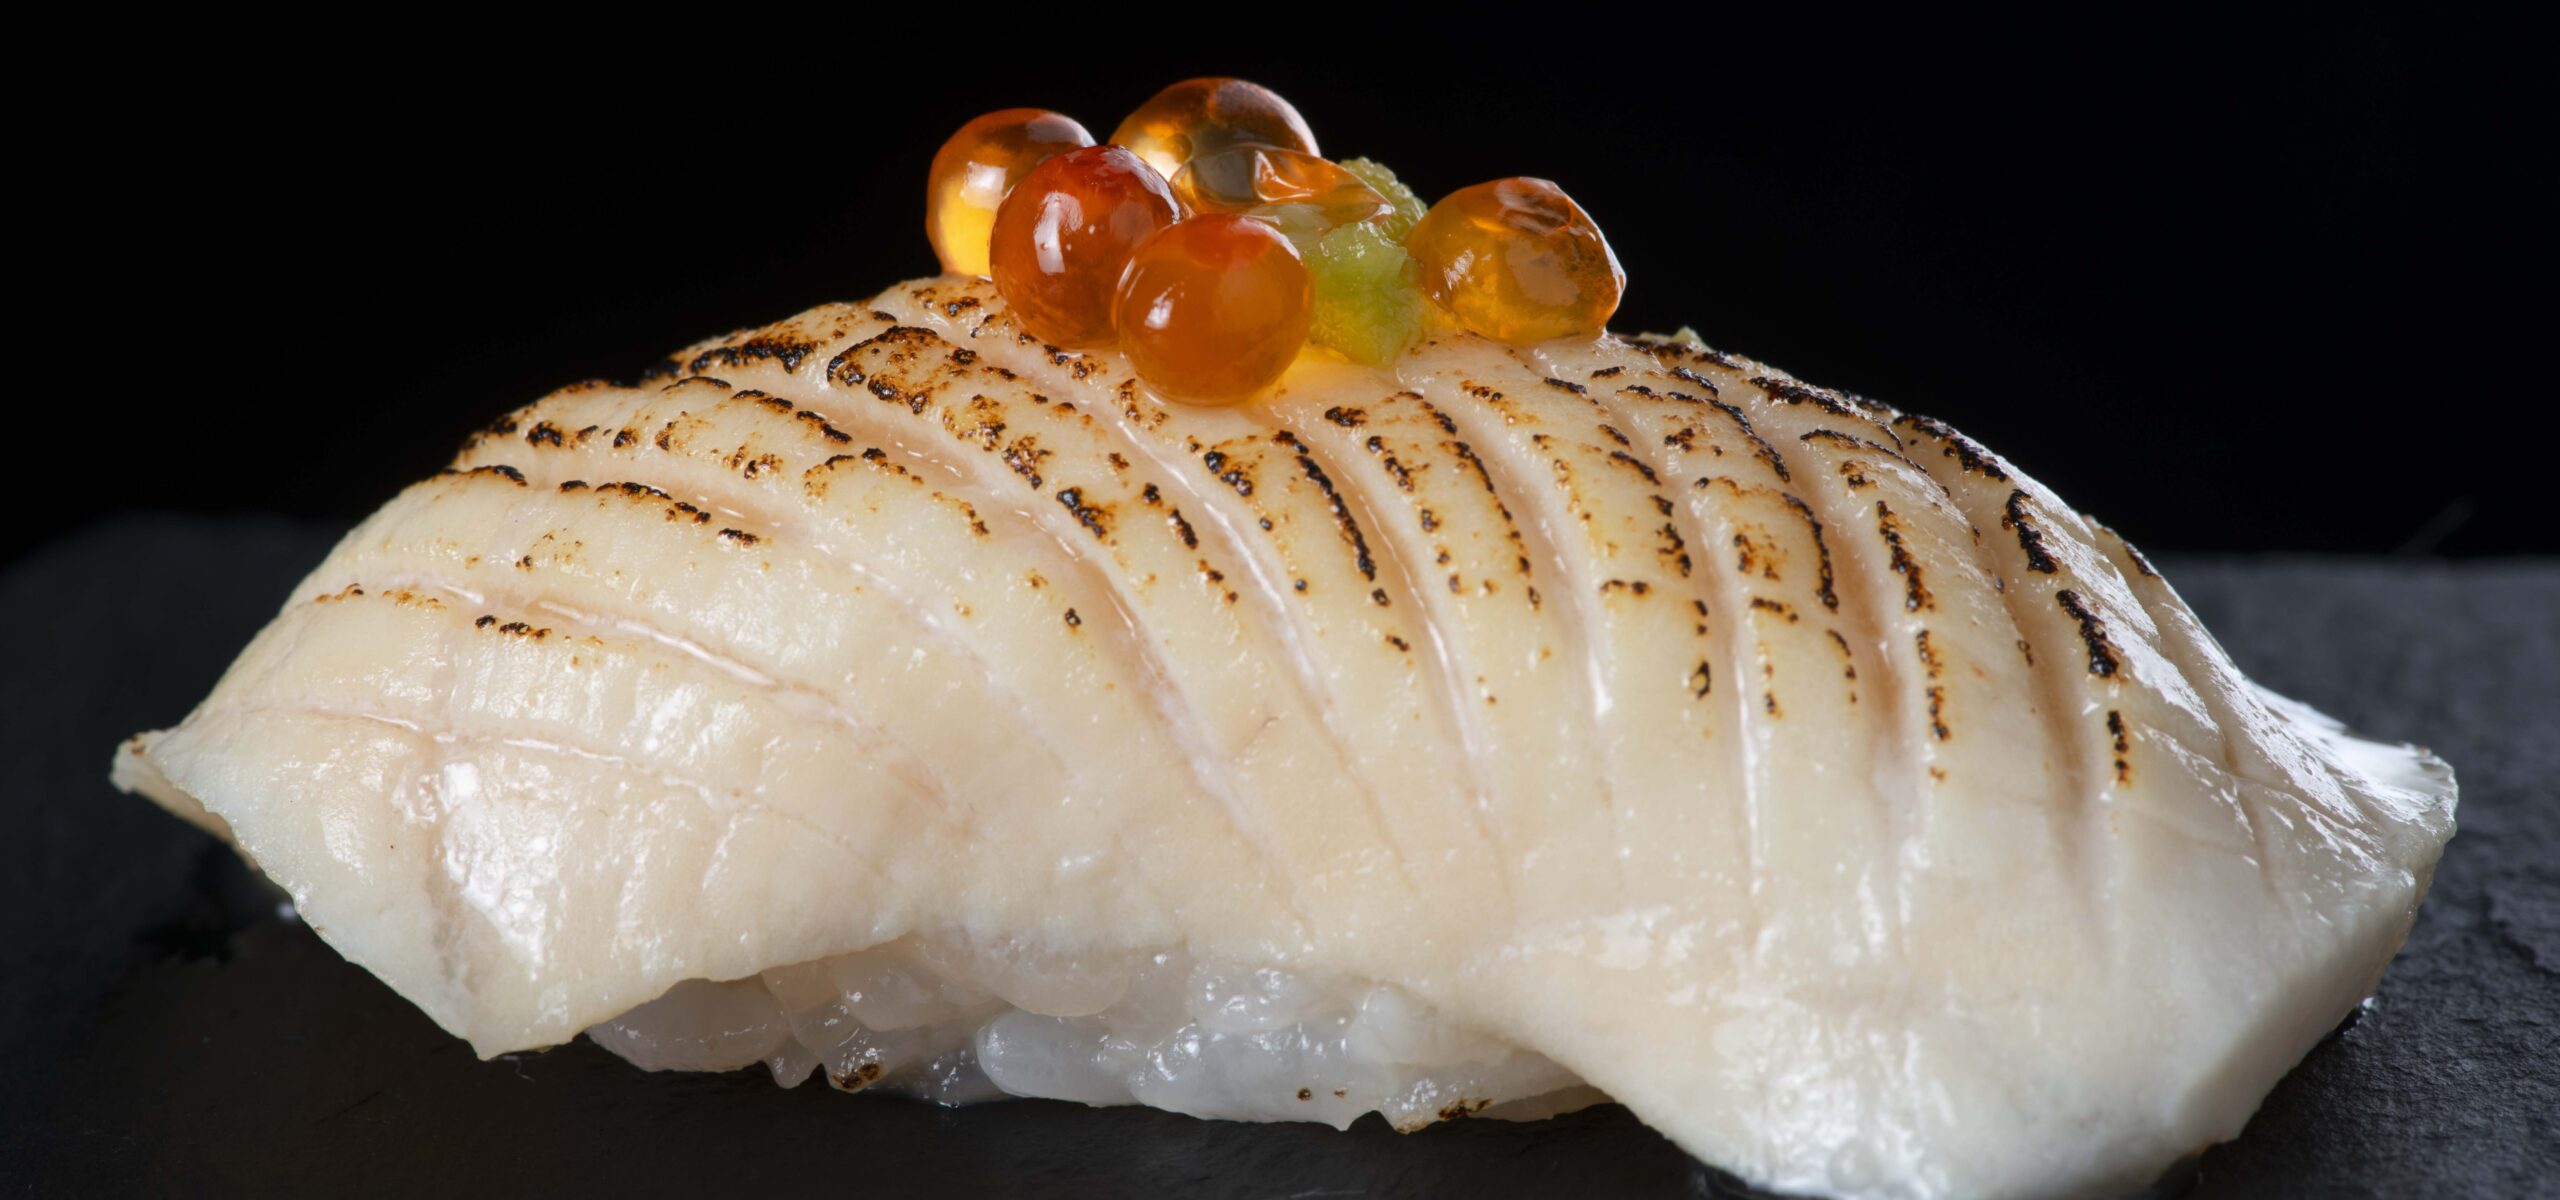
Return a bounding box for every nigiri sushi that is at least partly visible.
[111,87,2455,1200]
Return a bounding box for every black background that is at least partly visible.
[17,11,2548,566]
[8,17,2558,1197]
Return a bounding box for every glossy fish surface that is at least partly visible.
[115,276,2456,1200]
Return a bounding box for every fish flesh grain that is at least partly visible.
[114,275,2455,1200]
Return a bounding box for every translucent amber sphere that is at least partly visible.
[1169,144,1392,232]
[926,108,1095,277]
[990,145,1180,348]
[1407,178,1624,344]
[1109,78,1318,182]
[1113,216,1313,406]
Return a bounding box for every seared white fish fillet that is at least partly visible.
[115,275,2454,1200]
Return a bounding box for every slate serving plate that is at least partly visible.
[4,517,2553,1198]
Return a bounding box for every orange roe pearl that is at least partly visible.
[1406,177,1625,344]
[926,108,1095,277]
[990,145,1179,348]
[1109,78,1318,182]
[1113,215,1313,406]
[1169,144,1391,230]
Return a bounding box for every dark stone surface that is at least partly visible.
[3,516,2553,1198]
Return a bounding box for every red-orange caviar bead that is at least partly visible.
[926,108,1095,277]
[989,145,1179,348]
[1406,177,1624,344]
[1113,215,1312,406]
[1109,78,1318,182]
